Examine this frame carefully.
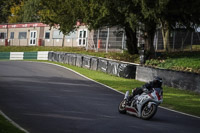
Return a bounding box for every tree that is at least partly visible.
[80,0,140,54]
[7,0,41,23]
[8,1,24,23]
[22,0,41,22]
[139,0,200,52]
[0,0,21,23]
[40,0,141,54]
[40,0,85,34]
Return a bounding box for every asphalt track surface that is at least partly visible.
[0,61,200,133]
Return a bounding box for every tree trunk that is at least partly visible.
[62,35,65,47]
[144,22,156,57]
[161,21,170,51]
[125,26,138,55]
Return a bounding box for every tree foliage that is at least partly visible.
[8,1,24,23]
[1,0,200,54]
[39,0,85,34]
[40,0,141,54]
[139,0,200,51]
[22,0,41,22]
[0,0,21,23]
[5,0,41,23]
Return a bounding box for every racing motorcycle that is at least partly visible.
[118,88,163,120]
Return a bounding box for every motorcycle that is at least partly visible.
[118,88,163,120]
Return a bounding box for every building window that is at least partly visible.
[0,32,7,39]
[78,29,87,46]
[18,32,27,39]
[53,30,63,39]
[10,32,14,39]
[45,32,50,39]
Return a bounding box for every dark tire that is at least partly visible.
[141,103,157,120]
[118,99,127,114]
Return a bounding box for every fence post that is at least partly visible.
[121,31,125,53]
[86,37,88,51]
[155,31,159,51]
[72,38,74,47]
[106,28,110,53]
[96,30,100,52]
[181,37,184,51]
[173,31,176,51]
[190,32,193,51]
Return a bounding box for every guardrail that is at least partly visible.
[0,51,49,60]
[48,52,200,93]
[48,52,138,79]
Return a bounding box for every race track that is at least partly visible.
[0,61,199,133]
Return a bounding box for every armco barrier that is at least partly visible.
[76,54,83,67]
[37,51,49,60]
[48,52,200,92]
[68,54,77,66]
[107,60,119,76]
[48,52,138,79]
[10,52,23,60]
[118,63,137,79]
[0,52,49,60]
[24,52,37,59]
[98,58,108,73]
[0,52,10,59]
[91,57,98,71]
[82,55,93,69]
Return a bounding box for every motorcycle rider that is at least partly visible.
[128,76,163,103]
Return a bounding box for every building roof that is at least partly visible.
[0,22,48,29]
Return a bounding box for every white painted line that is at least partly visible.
[26,61,200,119]
[0,110,29,133]
[159,106,200,119]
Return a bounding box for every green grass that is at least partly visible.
[162,87,200,116]
[0,114,25,133]
[184,45,200,50]
[44,61,200,117]
[145,52,200,73]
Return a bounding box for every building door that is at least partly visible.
[78,29,87,46]
[30,31,37,45]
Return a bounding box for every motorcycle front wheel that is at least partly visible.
[141,103,157,120]
[118,99,127,114]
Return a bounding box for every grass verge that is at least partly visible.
[145,51,200,73]
[42,60,200,117]
[0,113,25,133]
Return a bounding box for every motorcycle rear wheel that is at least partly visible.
[118,99,127,114]
[141,103,157,120]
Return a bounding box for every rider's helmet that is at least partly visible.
[153,76,162,88]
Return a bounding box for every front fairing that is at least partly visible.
[135,89,163,117]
